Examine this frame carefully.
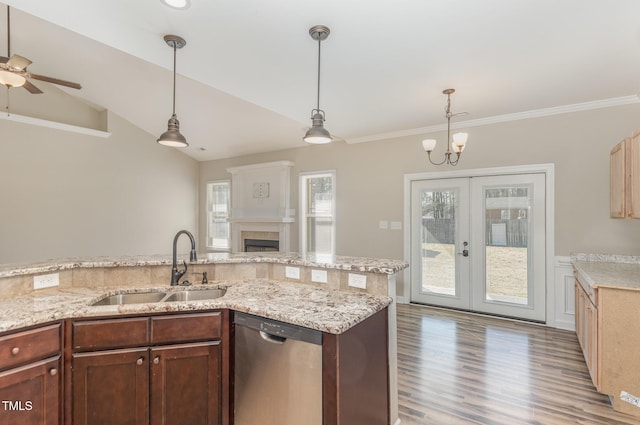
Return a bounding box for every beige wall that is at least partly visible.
[200,103,640,273]
[0,111,199,264]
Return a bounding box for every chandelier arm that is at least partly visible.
[426,151,450,166]
[449,153,462,166]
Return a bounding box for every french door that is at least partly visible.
[410,173,546,321]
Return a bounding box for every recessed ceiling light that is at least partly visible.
[161,0,190,10]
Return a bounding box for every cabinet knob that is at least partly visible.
[11,347,19,356]
[49,368,57,376]
[153,356,160,364]
[136,357,144,366]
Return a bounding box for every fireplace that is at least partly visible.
[227,161,295,253]
[244,239,280,252]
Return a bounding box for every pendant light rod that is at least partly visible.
[172,39,176,115]
[304,25,332,144]
[315,31,321,111]
[157,35,188,148]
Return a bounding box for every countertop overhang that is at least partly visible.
[0,252,409,278]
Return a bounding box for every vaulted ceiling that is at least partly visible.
[2,0,640,161]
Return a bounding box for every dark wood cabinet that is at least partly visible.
[70,312,226,425]
[0,323,62,425]
[150,342,221,425]
[322,308,389,425]
[72,348,149,425]
[0,356,61,425]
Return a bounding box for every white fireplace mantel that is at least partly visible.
[227,161,295,252]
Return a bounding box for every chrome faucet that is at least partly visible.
[170,230,197,286]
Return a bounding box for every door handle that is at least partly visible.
[457,241,469,257]
[259,331,286,344]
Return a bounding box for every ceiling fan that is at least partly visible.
[0,5,81,93]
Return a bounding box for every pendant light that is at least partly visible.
[157,35,188,147]
[303,25,332,144]
[422,88,468,166]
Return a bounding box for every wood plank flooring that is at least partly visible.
[396,303,640,425]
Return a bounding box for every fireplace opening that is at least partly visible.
[244,238,280,252]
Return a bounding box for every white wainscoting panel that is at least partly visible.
[553,256,575,331]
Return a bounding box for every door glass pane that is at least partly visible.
[484,186,530,305]
[421,189,457,296]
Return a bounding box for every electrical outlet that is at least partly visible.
[311,269,327,283]
[379,220,388,229]
[33,273,59,290]
[348,273,367,289]
[285,266,300,280]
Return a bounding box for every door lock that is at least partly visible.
[458,241,469,257]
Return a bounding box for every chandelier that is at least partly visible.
[422,88,468,166]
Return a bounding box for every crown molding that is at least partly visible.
[345,95,640,144]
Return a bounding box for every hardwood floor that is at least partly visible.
[396,303,640,425]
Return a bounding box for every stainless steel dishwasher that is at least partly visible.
[234,312,323,425]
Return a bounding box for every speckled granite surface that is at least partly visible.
[0,252,408,278]
[0,280,391,335]
[571,253,640,291]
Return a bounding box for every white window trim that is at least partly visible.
[299,170,336,257]
[206,180,231,251]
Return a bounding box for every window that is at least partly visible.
[300,171,335,256]
[206,181,230,250]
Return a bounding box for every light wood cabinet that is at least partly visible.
[0,323,62,425]
[610,133,640,219]
[574,276,640,417]
[574,282,599,389]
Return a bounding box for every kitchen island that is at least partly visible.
[0,253,408,425]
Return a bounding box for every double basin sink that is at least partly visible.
[91,287,227,306]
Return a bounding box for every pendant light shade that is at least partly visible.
[303,25,332,145]
[158,35,188,148]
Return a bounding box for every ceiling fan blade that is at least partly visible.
[28,73,81,90]
[22,80,43,94]
[7,54,32,70]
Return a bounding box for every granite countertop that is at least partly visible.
[571,253,640,291]
[0,252,409,278]
[0,279,392,335]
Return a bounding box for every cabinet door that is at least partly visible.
[628,133,640,218]
[0,356,60,425]
[586,300,599,389]
[72,348,149,425]
[610,139,627,218]
[150,342,221,425]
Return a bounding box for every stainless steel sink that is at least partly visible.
[164,288,227,302]
[91,291,167,306]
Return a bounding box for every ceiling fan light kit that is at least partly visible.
[157,34,188,148]
[0,6,82,94]
[422,88,469,166]
[0,70,25,87]
[303,25,332,145]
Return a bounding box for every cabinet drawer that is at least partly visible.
[73,318,149,351]
[150,312,221,345]
[0,323,61,371]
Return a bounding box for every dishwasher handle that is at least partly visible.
[259,331,286,344]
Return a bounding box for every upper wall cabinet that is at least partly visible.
[610,132,640,219]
